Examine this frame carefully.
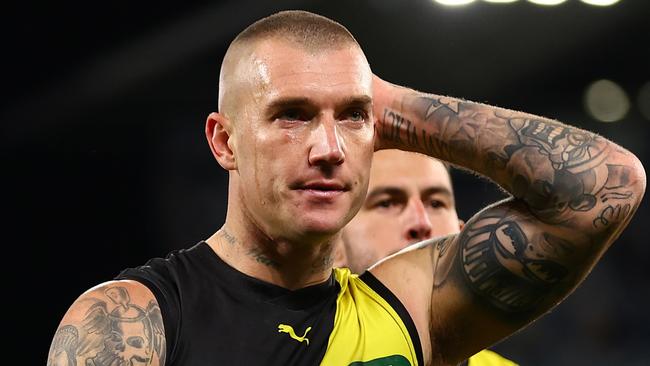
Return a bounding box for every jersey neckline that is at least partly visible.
[195,241,338,311]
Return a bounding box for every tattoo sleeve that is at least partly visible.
[381,91,646,320]
[48,285,166,366]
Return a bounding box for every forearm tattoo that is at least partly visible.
[382,94,640,228]
[48,286,165,366]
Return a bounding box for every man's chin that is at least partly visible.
[294,215,346,238]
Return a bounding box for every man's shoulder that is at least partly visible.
[116,241,209,279]
[59,279,159,326]
[50,280,165,366]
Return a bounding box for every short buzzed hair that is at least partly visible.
[218,10,364,115]
[231,10,360,51]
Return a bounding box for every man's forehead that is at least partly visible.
[369,151,453,192]
[250,39,371,86]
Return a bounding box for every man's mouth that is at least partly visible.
[301,181,347,191]
[295,181,349,199]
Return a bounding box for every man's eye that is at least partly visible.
[377,200,395,209]
[347,110,367,122]
[278,109,305,121]
[428,200,445,209]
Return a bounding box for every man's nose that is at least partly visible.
[404,200,433,242]
[308,120,345,167]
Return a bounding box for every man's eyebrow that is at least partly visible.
[422,186,454,198]
[365,186,407,201]
[266,95,372,111]
[422,186,456,205]
[365,185,455,204]
[341,95,372,107]
[266,97,313,111]
[367,185,453,197]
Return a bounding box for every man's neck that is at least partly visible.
[205,223,337,290]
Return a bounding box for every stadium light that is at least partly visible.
[434,0,476,6]
[580,0,621,6]
[584,79,630,122]
[527,0,567,5]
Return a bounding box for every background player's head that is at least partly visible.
[336,150,464,273]
[206,11,375,243]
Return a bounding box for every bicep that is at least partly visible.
[430,198,599,363]
[48,280,166,366]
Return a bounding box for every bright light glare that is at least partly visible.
[434,0,476,5]
[483,0,519,3]
[527,0,567,5]
[584,79,630,122]
[580,0,621,6]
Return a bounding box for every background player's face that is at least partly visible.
[340,150,463,273]
[230,38,375,241]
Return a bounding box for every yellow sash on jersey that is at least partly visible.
[321,268,518,366]
[469,349,518,366]
[320,268,420,366]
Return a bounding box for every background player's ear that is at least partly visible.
[206,112,237,170]
[458,219,465,231]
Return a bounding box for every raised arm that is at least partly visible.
[369,76,646,364]
[47,280,166,366]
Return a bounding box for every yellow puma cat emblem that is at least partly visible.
[278,324,312,345]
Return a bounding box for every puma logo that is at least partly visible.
[278,324,311,345]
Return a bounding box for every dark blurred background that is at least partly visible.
[4,0,649,365]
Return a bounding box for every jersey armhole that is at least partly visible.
[116,270,178,364]
[359,271,425,366]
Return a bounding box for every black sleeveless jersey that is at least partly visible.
[116,242,423,366]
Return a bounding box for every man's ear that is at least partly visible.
[206,112,237,170]
[458,219,465,231]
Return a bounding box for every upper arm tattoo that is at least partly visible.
[429,202,580,323]
[458,209,571,313]
[48,286,166,366]
[48,325,79,366]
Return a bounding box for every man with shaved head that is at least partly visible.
[49,10,645,366]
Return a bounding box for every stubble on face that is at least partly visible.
[221,38,375,243]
